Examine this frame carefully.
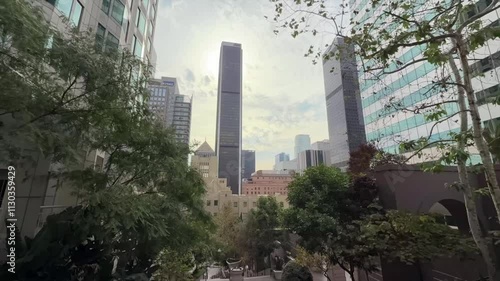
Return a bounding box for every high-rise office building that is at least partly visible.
[294,134,311,158]
[350,0,499,164]
[322,38,366,169]
[241,150,256,180]
[0,0,159,241]
[215,42,243,194]
[275,152,290,165]
[148,77,192,144]
[297,150,327,173]
[311,140,332,166]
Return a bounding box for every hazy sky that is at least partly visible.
[154,0,336,170]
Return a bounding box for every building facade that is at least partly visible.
[148,77,192,144]
[191,144,288,219]
[294,134,311,158]
[241,150,256,180]
[297,149,327,172]
[311,139,332,166]
[242,170,293,196]
[215,42,243,194]
[350,0,500,164]
[275,152,290,165]
[322,37,366,169]
[273,159,297,172]
[0,0,160,243]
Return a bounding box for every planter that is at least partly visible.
[273,270,283,280]
[229,269,244,281]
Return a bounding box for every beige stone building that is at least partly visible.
[191,142,289,218]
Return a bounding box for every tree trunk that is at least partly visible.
[450,54,500,281]
[415,261,423,281]
[456,35,500,224]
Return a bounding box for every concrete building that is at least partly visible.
[322,37,366,169]
[350,0,500,164]
[242,170,293,196]
[190,141,218,179]
[0,0,159,243]
[294,134,311,158]
[215,42,243,194]
[297,149,327,172]
[273,159,297,172]
[241,150,256,180]
[148,77,192,144]
[191,143,288,218]
[311,139,332,166]
[204,183,289,220]
[275,152,290,165]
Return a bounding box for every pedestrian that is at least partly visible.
[245,265,249,277]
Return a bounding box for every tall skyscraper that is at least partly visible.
[215,42,243,194]
[322,37,366,169]
[241,150,256,180]
[275,152,290,165]
[294,134,311,158]
[148,77,192,144]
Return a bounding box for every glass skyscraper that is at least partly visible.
[215,42,243,194]
[322,37,366,169]
[351,0,500,164]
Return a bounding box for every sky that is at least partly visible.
[154,0,336,170]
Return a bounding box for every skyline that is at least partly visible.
[154,0,334,170]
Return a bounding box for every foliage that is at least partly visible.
[281,261,313,281]
[361,211,478,265]
[0,1,214,280]
[284,166,476,280]
[348,143,378,176]
[153,249,196,281]
[283,166,380,279]
[213,203,243,259]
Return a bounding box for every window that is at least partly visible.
[101,0,111,14]
[54,0,73,17]
[111,0,125,24]
[147,38,152,53]
[280,202,284,207]
[243,202,248,207]
[143,0,150,8]
[136,8,147,35]
[105,32,119,51]
[95,24,106,51]
[133,36,143,58]
[253,202,257,207]
[206,200,211,206]
[70,1,83,28]
[233,202,238,207]
[214,200,218,206]
[213,212,218,217]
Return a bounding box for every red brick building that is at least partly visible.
[242,170,293,196]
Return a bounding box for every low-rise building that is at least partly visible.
[242,170,293,196]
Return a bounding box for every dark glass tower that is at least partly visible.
[241,150,255,180]
[215,42,242,194]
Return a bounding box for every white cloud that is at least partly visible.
[154,0,335,169]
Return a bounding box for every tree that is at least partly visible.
[213,203,243,260]
[295,246,332,281]
[283,166,379,280]
[281,261,313,281]
[348,143,378,176]
[267,0,500,279]
[361,211,478,281]
[0,1,214,280]
[284,166,477,281]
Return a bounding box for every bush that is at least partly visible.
[281,261,313,281]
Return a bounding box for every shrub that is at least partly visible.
[281,261,313,281]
